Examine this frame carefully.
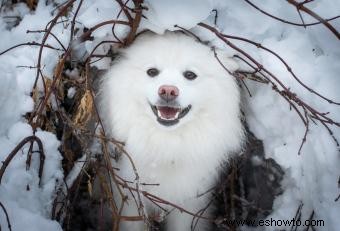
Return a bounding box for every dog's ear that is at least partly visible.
[214,49,239,73]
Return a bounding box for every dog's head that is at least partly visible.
[101,32,241,142]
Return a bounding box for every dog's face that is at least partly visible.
[139,45,215,128]
[102,32,240,139]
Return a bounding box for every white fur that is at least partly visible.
[100,32,244,230]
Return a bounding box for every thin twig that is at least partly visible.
[0,41,63,56]
[243,0,339,28]
[0,201,12,231]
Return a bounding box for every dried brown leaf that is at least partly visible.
[72,89,94,128]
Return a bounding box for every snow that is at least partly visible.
[141,0,214,33]
[0,2,65,231]
[0,0,339,230]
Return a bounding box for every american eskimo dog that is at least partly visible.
[100,32,244,230]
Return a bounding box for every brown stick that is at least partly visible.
[124,0,144,46]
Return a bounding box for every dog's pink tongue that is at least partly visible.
[158,106,178,119]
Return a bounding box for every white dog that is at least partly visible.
[100,32,244,230]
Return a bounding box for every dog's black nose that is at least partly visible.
[158,85,179,102]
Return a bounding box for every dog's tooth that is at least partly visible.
[175,111,180,119]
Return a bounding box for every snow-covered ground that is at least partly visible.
[0,0,339,230]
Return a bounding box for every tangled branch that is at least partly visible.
[198,22,339,154]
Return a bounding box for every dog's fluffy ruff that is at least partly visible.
[100,32,244,230]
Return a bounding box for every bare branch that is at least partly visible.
[287,0,340,39]
[244,0,339,28]
[0,201,12,231]
[0,41,63,56]
[0,135,45,187]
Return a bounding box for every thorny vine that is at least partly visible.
[0,0,339,230]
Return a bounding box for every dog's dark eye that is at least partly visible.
[183,71,197,80]
[147,68,159,77]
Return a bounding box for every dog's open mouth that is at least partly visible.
[151,104,191,126]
